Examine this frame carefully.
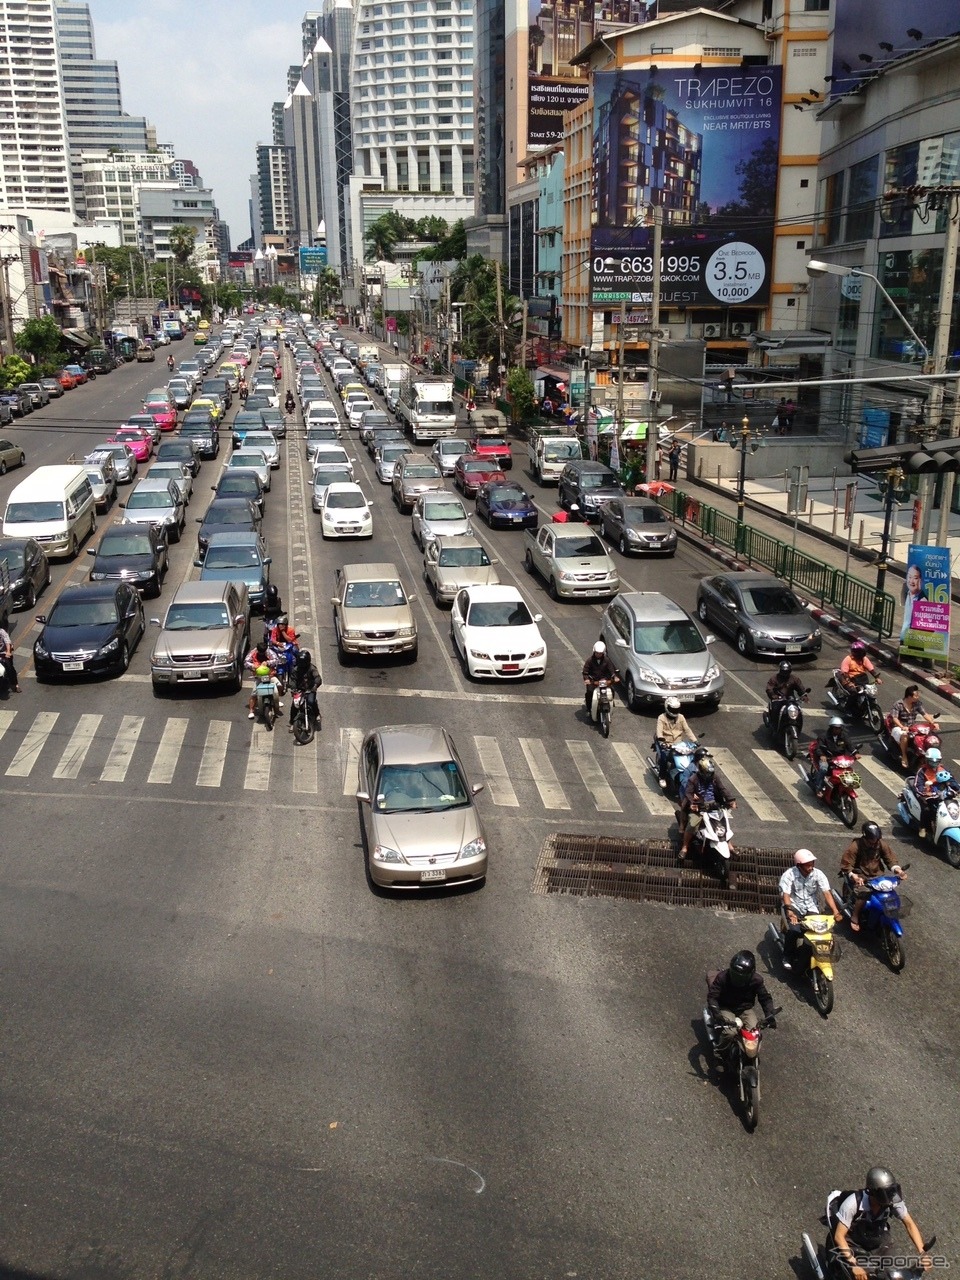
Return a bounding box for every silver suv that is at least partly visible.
[600,591,724,711]
[331,562,418,663]
[150,579,250,692]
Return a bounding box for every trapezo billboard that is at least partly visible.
[589,67,782,308]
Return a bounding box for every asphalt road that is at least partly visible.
[0,338,956,1280]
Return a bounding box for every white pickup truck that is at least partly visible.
[522,524,620,601]
[528,431,583,485]
[397,377,457,443]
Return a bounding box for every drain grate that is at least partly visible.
[533,834,791,914]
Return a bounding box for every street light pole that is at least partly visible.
[730,414,764,553]
[806,259,929,361]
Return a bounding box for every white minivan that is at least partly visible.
[3,464,97,558]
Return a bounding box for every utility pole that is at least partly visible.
[521,298,528,371]
[616,299,627,442]
[644,205,663,484]
[0,256,16,359]
[920,190,960,543]
[494,259,505,394]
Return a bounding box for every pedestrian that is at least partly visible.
[655,444,663,480]
[668,441,681,482]
[393,340,400,356]
[784,397,795,432]
[0,621,20,693]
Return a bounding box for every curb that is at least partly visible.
[674,524,960,711]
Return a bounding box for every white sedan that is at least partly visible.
[450,585,547,680]
[346,398,375,430]
[319,481,373,539]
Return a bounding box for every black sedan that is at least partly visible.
[0,536,50,610]
[196,497,261,556]
[600,497,678,557]
[212,471,264,517]
[695,571,823,659]
[475,481,539,529]
[87,525,168,598]
[34,581,145,680]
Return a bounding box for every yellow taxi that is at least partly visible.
[198,319,210,330]
[339,381,366,402]
[189,395,223,422]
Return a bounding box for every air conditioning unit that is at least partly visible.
[703,323,721,339]
[730,321,749,337]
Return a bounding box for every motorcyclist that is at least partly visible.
[552,502,583,523]
[288,649,322,729]
[581,640,619,716]
[829,1167,931,1280]
[837,638,880,698]
[238,376,248,402]
[654,696,697,787]
[913,746,947,838]
[887,683,939,770]
[679,754,736,859]
[166,353,175,371]
[706,950,776,1057]
[812,716,856,799]
[263,583,283,622]
[765,660,807,724]
[840,822,905,931]
[273,363,282,382]
[284,389,296,414]
[244,642,281,719]
[778,849,843,966]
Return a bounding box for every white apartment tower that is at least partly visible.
[0,0,74,212]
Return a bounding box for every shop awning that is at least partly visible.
[61,328,94,348]
[535,366,570,382]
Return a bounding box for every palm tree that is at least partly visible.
[365,215,400,262]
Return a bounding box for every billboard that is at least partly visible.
[589,67,782,308]
[899,543,951,660]
[299,245,328,273]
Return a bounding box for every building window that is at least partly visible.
[417,148,431,189]
[804,0,829,9]
[846,154,878,241]
[397,156,409,190]
[439,147,453,192]
[821,170,843,246]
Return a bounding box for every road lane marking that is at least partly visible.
[473,735,519,806]
[340,727,362,795]
[6,711,59,777]
[856,755,906,797]
[710,746,786,822]
[196,720,231,788]
[612,742,676,816]
[100,715,144,782]
[519,737,570,809]
[0,709,16,746]
[147,717,188,784]
[566,740,622,812]
[750,749,833,824]
[293,733,318,794]
[53,714,102,779]
[244,724,274,790]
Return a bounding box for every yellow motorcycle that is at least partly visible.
[767,912,838,1016]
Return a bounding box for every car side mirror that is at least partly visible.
[408,593,417,603]
[86,547,96,555]
[726,601,737,610]
[615,636,628,647]
[705,634,716,644]
[118,502,126,509]
[150,617,161,626]
[533,613,543,623]
[35,614,46,625]
[195,517,202,522]
[264,556,272,565]
[472,783,484,795]
[330,596,339,606]
[355,790,371,804]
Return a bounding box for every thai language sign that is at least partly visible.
[899,543,951,661]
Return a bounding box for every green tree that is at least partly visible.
[421,219,467,262]
[169,224,199,270]
[365,214,402,262]
[506,366,536,423]
[0,354,34,390]
[15,316,67,367]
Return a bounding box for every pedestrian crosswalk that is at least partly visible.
[0,705,940,835]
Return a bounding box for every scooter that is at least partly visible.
[649,738,698,799]
[702,996,780,1133]
[801,1217,937,1279]
[763,689,809,760]
[879,717,940,773]
[826,669,883,734]
[267,639,298,692]
[839,869,908,972]
[290,689,321,744]
[800,743,861,828]
[681,803,734,885]
[254,674,278,729]
[767,910,838,1016]
[587,678,616,738]
[897,779,960,868]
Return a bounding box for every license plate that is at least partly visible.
[181,669,204,680]
[500,664,520,673]
[511,515,523,522]
[420,869,446,882]
[61,660,85,672]
[785,643,802,653]
[371,645,391,653]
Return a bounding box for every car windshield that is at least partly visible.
[207,507,252,526]
[476,436,506,447]
[439,547,490,568]
[740,586,801,615]
[374,760,469,813]
[127,491,171,509]
[344,580,406,607]
[406,465,441,478]
[467,601,534,627]
[363,414,390,427]
[230,456,263,469]
[581,472,618,489]
[163,603,231,630]
[380,446,408,460]
[463,461,491,473]
[327,491,366,509]
[421,400,454,414]
[423,501,465,520]
[144,402,169,413]
[633,621,705,656]
[625,506,667,526]
[204,546,262,569]
[0,547,25,571]
[100,533,153,556]
[5,501,65,522]
[48,598,119,627]
[556,535,606,556]
[489,486,526,503]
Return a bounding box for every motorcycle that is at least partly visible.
[763,689,809,760]
[284,392,296,415]
[839,869,908,972]
[680,802,734,885]
[702,993,780,1132]
[267,639,298,691]
[648,738,698,799]
[879,717,940,773]
[826,669,883,734]
[587,678,615,738]
[290,689,321,745]
[254,674,278,729]
[801,1218,938,1280]
[800,742,861,827]
[896,779,960,868]
[767,911,838,1016]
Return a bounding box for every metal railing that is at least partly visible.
[660,489,895,636]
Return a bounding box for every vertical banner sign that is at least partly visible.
[899,543,952,660]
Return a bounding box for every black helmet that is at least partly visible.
[778,661,792,677]
[296,649,312,666]
[865,1167,900,1206]
[265,584,281,605]
[729,950,756,986]
[862,821,882,842]
[693,746,710,763]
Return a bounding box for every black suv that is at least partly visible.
[557,461,624,521]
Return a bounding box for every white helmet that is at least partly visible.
[593,641,606,655]
[794,848,816,866]
[664,696,681,716]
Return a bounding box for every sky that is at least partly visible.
[87,1,305,247]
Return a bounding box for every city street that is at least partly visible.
[0,342,956,1279]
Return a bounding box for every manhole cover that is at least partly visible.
[533,833,790,914]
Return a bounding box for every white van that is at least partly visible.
[3,464,97,558]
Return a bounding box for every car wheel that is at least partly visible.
[697,598,709,623]
[118,643,130,674]
[0,461,5,475]
[69,533,79,558]
[548,577,560,601]
[624,673,639,712]
[524,549,535,574]
[736,629,751,657]
[619,534,628,556]
[23,582,36,610]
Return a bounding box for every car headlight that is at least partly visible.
[34,637,49,658]
[559,570,577,581]
[98,637,120,656]
[90,571,106,581]
[152,653,173,667]
[470,649,492,660]
[750,627,771,639]
[213,651,234,666]
[372,844,406,864]
[460,836,486,861]
[397,625,416,637]
[706,662,721,682]
[635,665,664,685]
[529,646,545,658]
[343,628,363,639]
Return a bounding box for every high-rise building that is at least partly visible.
[0,0,74,212]
[54,1,154,217]
[80,149,174,245]
[312,0,355,271]
[253,143,295,249]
